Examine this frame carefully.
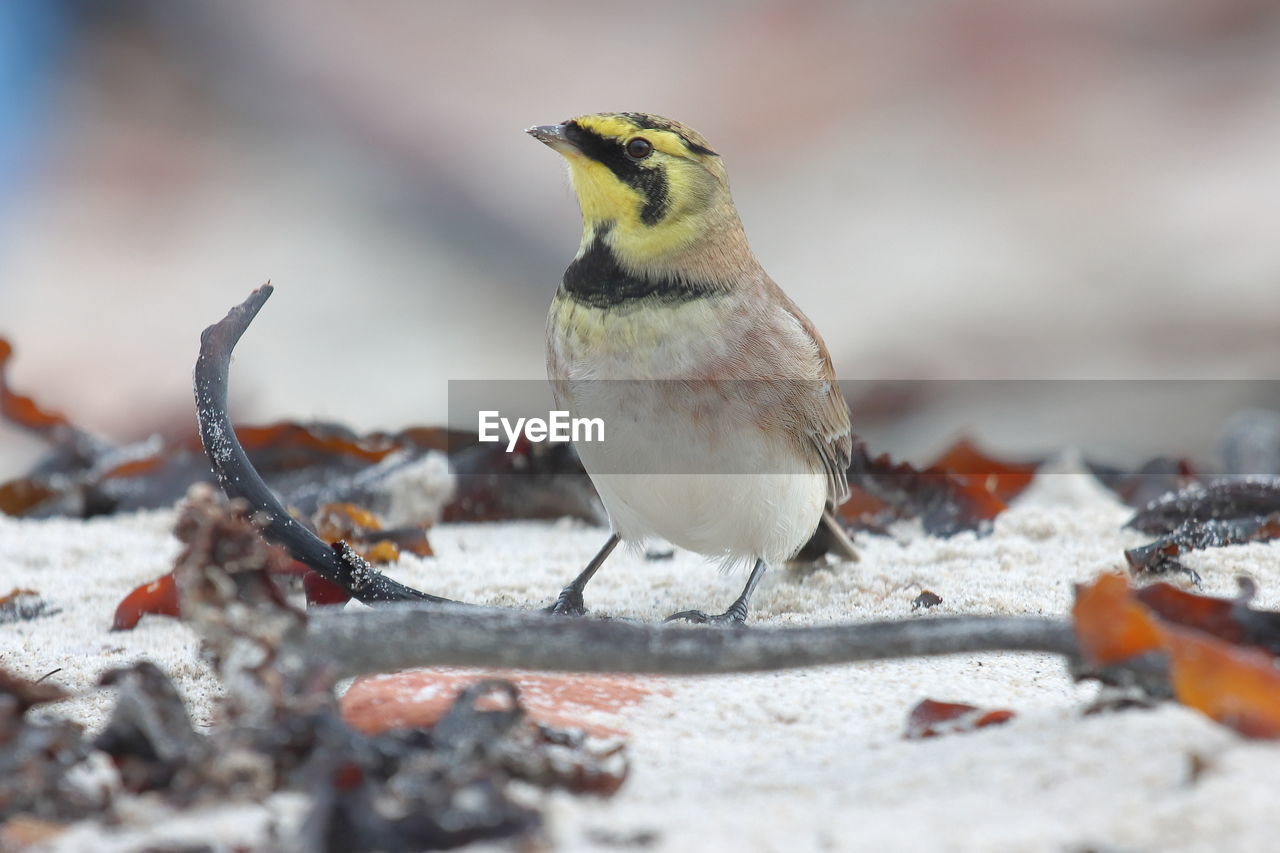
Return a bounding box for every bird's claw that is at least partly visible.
[663,606,748,627]
[545,589,587,617]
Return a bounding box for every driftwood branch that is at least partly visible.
[310,605,1079,679]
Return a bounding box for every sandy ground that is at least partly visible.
[5,461,1280,851]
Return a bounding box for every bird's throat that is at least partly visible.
[561,229,721,310]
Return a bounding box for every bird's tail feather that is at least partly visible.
[821,506,859,562]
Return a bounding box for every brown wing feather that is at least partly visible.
[762,278,852,507]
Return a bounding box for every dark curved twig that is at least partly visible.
[194,285,458,604]
[311,605,1079,679]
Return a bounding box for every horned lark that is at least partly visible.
[530,112,856,624]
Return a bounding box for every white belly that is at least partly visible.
[546,293,827,565]
[565,379,827,565]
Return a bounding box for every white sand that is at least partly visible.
[5,464,1280,851]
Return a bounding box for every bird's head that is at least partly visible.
[528,112,737,267]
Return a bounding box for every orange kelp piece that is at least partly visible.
[930,437,1039,504]
[1072,572,1164,666]
[112,572,180,630]
[1073,572,1280,739]
[1163,625,1280,739]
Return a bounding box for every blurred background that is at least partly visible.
[2,0,1279,478]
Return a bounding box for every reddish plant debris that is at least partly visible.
[929,437,1040,504]
[303,570,353,608]
[4,329,593,526]
[1161,625,1280,739]
[0,588,60,625]
[1133,581,1280,655]
[0,478,59,517]
[312,502,434,562]
[0,587,38,604]
[111,488,301,631]
[903,698,1016,739]
[151,486,615,838]
[833,486,897,531]
[342,668,665,740]
[111,494,440,629]
[1072,573,1166,667]
[343,672,639,797]
[844,438,1003,532]
[844,437,1021,536]
[112,557,350,627]
[112,572,181,631]
[0,339,75,437]
[1072,572,1280,738]
[235,421,399,468]
[314,502,389,556]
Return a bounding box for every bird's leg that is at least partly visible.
[665,559,766,627]
[545,533,620,616]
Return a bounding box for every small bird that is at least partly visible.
[529,112,857,624]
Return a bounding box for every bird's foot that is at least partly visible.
[664,600,749,627]
[544,588,587,617]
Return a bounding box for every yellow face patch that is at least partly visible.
[554,113,721,266]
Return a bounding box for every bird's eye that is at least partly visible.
[625,137,653,160]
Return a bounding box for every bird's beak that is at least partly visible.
[527,123,577,155]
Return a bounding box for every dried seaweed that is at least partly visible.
[841,435,1041,537]
[1119,479,1280,582]
[312,502,433,561]
[0,588,60,625]
[0,668,95,827]
[0,339,107,472]
[3,328,596,527]
[903,698,1015,739]
[1125,479,1280,535]
[95,662,204,794]
[7,492,636,848]
[1072,573,1280,737]
[844,438,1012,536]
[928,438,1040,504]
[114,493,444,630]
[1134,579,1280,657]
[1,334,444,517]
[1123,514,1280,583]
[168,493,622,848]
[112,573,181,630]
